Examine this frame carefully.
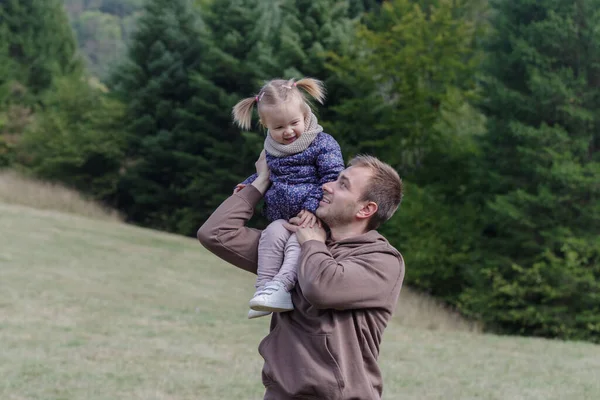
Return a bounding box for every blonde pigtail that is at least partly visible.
[295,78,326,104]
[232,97,258,130]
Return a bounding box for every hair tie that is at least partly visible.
[255,96,259,102]
[293,82,297,87]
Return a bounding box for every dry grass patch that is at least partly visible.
[396,287,481,333]
[0,170,120,221]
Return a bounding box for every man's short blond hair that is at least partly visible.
[348,155,403,231]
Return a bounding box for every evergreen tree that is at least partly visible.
[0,17,12,167]
[324,0,488,303]
[202,0,364,159]
[467,0,600,341]
[327,0,484,175]
[110,0,250,235]
[274,0,362,130]
[204,0,361,119]
[348,0,381,15]
[192,0,364,230]
[0,0,83,97]
[192,0,270,224]
[0,9,11,103]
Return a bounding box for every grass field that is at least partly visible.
[1,197,600,399]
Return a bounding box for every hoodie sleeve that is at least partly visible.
[196,185,263,274]
[302,136,345,213]
[297,240,405,310]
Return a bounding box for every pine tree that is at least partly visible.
[325,0,489,304]
[0,0,83,97]
[348,0,381,15]
[0,5,13,107]
[192,0,364,230]
[467,0,600,341]
[204,0,360,111]
[110,0,251,235]
[327,0,485,174]
[0,9,11,101]
[0,16,12,166]
[203,0,363,158]
[191,0,270,226]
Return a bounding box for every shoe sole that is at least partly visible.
[248,311,271,319]
[249,301,294,313]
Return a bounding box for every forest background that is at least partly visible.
[1,0,598,343]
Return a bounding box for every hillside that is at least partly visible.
[1,200,599,399]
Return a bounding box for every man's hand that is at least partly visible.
[284,215,326,245]
[251,150,270,194]
[296,210,318,228]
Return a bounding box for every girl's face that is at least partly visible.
[260,101,306,145]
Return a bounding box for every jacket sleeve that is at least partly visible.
[302,137,345,213]
[196,185,263,275]
[297,240,404,310]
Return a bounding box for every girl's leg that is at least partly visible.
[249,219,295,312]
[254,219,292,290]
[272,233,300,292]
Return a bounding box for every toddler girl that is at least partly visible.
[232,77,345,319]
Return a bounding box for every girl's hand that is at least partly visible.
[296,210,319,228]
[233,183,246,194]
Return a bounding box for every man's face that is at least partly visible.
[316,166,372,227]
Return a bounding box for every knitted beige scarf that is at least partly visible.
[264,112,323,157]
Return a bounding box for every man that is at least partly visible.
[197,150,405,399]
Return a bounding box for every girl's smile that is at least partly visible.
[261,100,306,145]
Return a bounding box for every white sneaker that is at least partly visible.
[248,309,271,319]
[249,281,294,312]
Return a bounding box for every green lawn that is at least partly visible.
[1,202,599,400]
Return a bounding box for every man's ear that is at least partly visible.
[357,201,378,220]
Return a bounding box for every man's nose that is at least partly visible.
[322,182,332,192]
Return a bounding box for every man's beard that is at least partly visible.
[317,203,356,228]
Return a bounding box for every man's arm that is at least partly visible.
[297,241,404,310]
[197,151,271,274]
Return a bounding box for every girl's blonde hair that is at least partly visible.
[232,77,326,130]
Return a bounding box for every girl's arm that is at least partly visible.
[302,135,345,212]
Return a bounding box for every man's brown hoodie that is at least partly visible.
[197,186,405,399]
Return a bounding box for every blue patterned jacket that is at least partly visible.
[241,132,345,222]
